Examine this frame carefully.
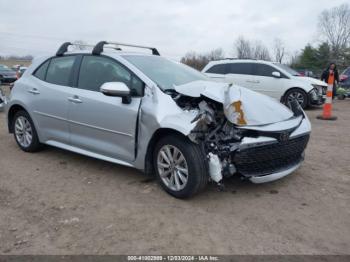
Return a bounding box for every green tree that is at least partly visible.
[315,42,331,69]
[297,44,318,70]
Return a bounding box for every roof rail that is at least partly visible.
[222,58,258,60]
[92,41,160,56]
[56,42,94,56]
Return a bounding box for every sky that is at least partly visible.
[0,0,347,61]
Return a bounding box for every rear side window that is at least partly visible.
[46,56,75,86]
[254,64,277,77]
[206,64,227,74]
[227,63,254,75]
[78,56,144,96]
[33,60,50,80]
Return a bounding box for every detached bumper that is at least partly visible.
[234,116,311,183]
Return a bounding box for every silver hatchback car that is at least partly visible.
[6,41,311,198]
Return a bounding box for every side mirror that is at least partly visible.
[272,71,281,78]
[100,82,131,104]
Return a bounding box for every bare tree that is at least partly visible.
[207,48,224,61]
[181,48,224,70]
[318,4,350,57]
[235,37,271,60]
[289,51,301,67]
[235,36,252,59]
[252,41,271,61]
[273,38,286,63]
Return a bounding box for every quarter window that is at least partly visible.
[227,63,254,75]
[206,64,227,74]
[78,56,144,96]
[46,56,76,86]
[33,60,50,80]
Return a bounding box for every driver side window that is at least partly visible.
[78,56,144,96]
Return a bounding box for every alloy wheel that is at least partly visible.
[157,145,189,191]
[15,116,33,148]
[288,91,304,105]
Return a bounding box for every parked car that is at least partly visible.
[0,88,6,112]
[296,69,315,78]
[6,41,311,198]
[339,67,350,87]
[0,64,17,83]
[202,59,327,109]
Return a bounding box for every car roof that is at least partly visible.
[30,50,155,69]
[206,59,275,66]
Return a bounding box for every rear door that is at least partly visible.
[68,55,143,162]
[225,62,255,88]
[28,55,76,144]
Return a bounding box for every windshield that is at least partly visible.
[122,55,207,90]
[274,63,300,76]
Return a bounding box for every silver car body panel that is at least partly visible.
[7,51,311,184]
[174,80,294,126]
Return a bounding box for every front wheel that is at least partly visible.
[153,135,208,198]
[284,89,308,109]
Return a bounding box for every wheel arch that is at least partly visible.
[7,104,37,134]
[144,128,189,176]
[281,87,309,104]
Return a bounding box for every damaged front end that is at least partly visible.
[173,81,311,186]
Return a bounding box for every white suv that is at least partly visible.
[202,59,327,109]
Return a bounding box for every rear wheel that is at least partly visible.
[284,89,308,109]
[153,135,208,198]
[13,110,42,152]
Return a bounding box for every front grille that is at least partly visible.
[233,135,310,176]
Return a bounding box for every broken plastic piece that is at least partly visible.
[208,153,223,183]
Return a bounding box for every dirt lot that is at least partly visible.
[0,84,349,255]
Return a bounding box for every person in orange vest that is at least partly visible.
[321,63,339,99]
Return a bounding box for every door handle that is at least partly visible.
[28,88,40,95]
[68,96,83,104]
[246,80,260,84]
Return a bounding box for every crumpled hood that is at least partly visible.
[174,80,294,126]
[297,76,327,87]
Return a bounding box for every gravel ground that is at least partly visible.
[0,84,349,255]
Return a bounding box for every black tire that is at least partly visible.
[153,135,208,199]
[284,89,308,109]
[12,110,42,152]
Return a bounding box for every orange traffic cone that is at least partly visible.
[317,72,337,121]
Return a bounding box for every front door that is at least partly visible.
[68,55,144,162]
[250,63,285,99]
